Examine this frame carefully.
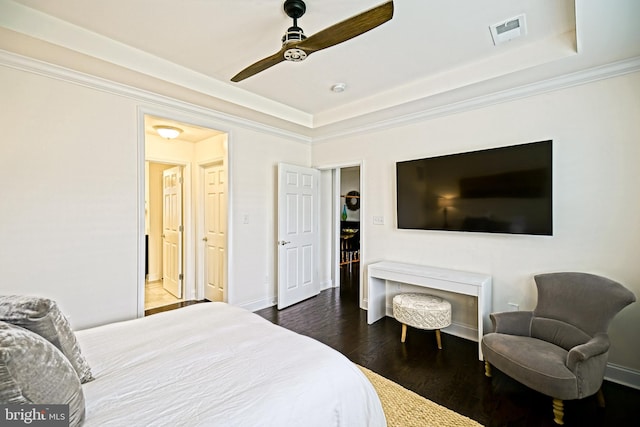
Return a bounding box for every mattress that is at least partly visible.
[76,302,386,426]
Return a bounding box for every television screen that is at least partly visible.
[396,140,552,235]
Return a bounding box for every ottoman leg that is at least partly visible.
[435,329,443,349]
[401,324,407,343]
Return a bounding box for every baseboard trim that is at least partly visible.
[147,274,160,282]
[242,286,336,313]
[441,323,478,343]
[320,280,334,291]
[240,297,276,313]
[605,363,640,390]
[384,305,478,342]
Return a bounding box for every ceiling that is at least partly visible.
[2,0,640,137]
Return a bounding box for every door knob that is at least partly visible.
[202,237,208,242]
[278,240,291,246]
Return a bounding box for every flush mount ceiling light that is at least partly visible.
[153,125,183,139]
[331,83,347,93]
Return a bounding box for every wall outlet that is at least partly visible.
[508,302,519,311]
[373,216,385,225]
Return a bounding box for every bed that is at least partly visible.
[0,297,385,426]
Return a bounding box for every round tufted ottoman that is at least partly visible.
[392,293,452,349]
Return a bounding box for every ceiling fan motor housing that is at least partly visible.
[282,26,307,61]
[282,0,308,61]
[282,26,306,44]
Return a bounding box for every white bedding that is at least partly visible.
[76,303,386,426]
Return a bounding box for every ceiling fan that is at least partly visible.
[230,0,394,82]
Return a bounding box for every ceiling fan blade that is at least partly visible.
[298,1,393,54]
[231,48,288,82]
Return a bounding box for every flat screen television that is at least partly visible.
[396,140,552,235]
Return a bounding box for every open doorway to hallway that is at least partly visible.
[143,115,228,313]
[339,166,360,304]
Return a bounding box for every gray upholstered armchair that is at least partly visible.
[481,272,636,425]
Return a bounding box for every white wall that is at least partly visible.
[229,128,310,308]
[0,66,140,328]
[0,65,310,329]
[312,71,640,372]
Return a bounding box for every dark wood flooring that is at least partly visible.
[255,264,640,427]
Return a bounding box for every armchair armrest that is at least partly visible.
[567,333,610,371]
[490,311,533,336]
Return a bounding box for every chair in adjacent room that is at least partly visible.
[481,272,636,425]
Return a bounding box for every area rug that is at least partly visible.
[358,365,483,427]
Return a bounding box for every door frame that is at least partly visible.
[137,106,234,318]
[315,160,366,309]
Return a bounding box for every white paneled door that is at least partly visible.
[204,163,226,302]
[277,163,320,309]
[162,166,183,298]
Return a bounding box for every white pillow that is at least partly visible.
[0,295,93,383]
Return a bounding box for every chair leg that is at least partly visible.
[552,398,564,425]
[400,323,407,343]
[596,388,605,407]
[435,329,443,349]
[484,361,492,377]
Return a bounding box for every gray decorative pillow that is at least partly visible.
[0,322,85,427]
[0,296,93,383]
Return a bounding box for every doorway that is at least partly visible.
[142,114,228,314]
[338,166,361,304]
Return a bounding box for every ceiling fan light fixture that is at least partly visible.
[284,48,307,61]
[153,125,183,139]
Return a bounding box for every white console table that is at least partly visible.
[367,261,492,360]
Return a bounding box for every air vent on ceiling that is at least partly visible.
[489,14,527,45]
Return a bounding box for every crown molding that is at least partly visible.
[0,0,312,128]
[2,48,639,145]
[311,55,640,143]
[0,49,312,145]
